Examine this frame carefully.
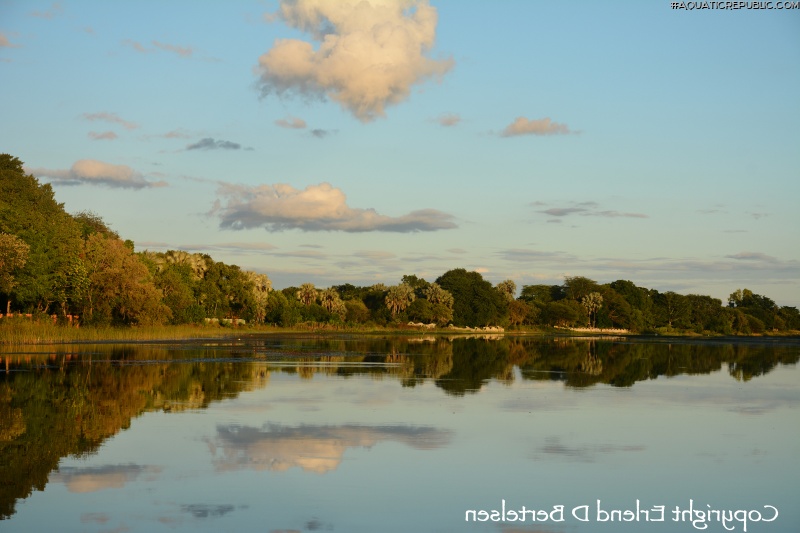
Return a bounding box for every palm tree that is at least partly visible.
[385,283,415,316]
[296,283,318,306]
[424,283,454,307]
[319,287,342,313]
[245,271,272,323]
[581,292,603,328]
[496,279,517,301]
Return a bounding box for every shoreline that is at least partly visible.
[2,321,799,347]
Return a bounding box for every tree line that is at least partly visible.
[1,153,797,334]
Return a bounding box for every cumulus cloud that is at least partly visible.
[256,0,454,122]
[501,117,573,137]
[28,160,168,189]
[275,116,307,129]
[82,112,139,130]
[186,138,242,150]
[88,131,118,141]
[212,182,457,232]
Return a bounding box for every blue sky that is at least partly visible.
[1,0,798,304]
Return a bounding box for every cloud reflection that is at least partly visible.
[209,424,451,474]
[51,464,162,493]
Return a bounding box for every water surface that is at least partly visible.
[1,335,798,532]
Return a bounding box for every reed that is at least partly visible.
[0,318,274,345]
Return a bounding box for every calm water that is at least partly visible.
[1,334,798,533]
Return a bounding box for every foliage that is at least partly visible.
[0,233,29,300]
[436,269,508,327]
[0,152,797,338]
[385,283,416,317]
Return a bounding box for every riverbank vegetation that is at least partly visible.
[2,152,798,344]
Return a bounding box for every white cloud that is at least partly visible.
[256,0,454,122]
[212,182,457,232]
[28,160,167,189]
[501,117,573,137]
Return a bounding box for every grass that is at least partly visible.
[3,318,795,346]
[0,318,274,345]
[0,318,428,345]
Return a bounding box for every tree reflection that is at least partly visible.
[0,335,797,518]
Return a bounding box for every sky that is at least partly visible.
[1,0,798,304]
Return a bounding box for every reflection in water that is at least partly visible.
[209,424,452,474]
[51,464,162,493]
[0,335,797,521]
[535,437,646,463]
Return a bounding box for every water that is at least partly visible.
[1,334,798,533]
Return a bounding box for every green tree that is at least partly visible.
[319,287,346,321]
[496,279,517,301]
[245,271,272,323]
[564,276,600,302]
[83,233,170,325]
[519,284,563,305]
[436,269,508,327]
[385,283,416,317]
[581,292,603,328]
[0,233,29,313]
[654,291,690,328]
[0,154,83,312]
[422,282,454,325]
[296,283,318,306]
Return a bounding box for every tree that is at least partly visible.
[296,283,318,306]
[436,269,508,327]
[496,279,517,301]
[385,283,416,316]
[0,233,29,313]
[564,276,600,302]
[319,287,346,320]
[82,233,170,325]
[519,284,563,305]
[541,300,585,327]
[245,271,272,323]
[73,211,119,240]
[581,292,603,328]
[655,291,690,328]
[508,299,536,327]
[0,154,83,312]
[422,283,455,325]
